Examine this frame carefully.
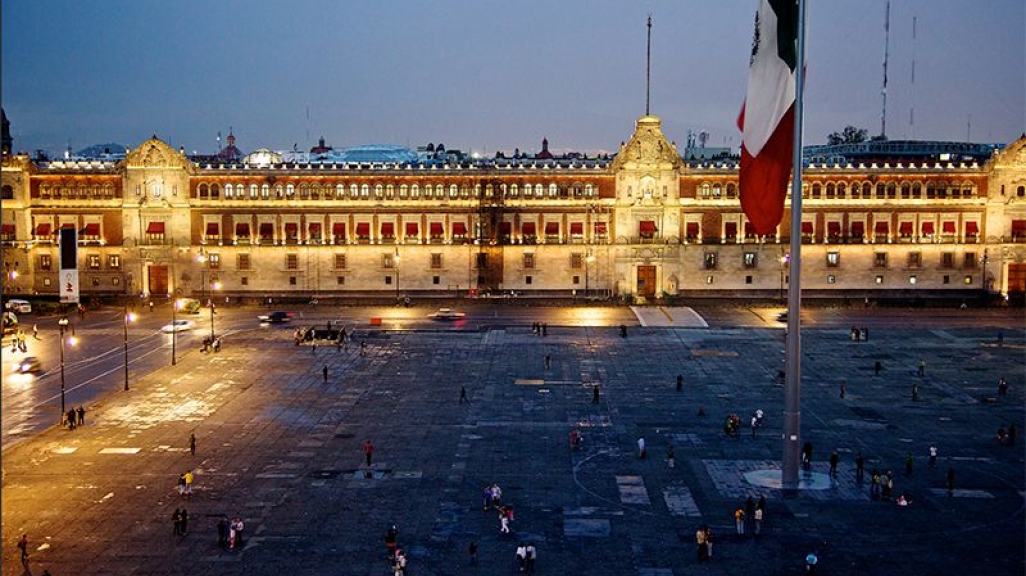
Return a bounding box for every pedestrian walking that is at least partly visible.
[177,472,187,496]
[734,507,745,535]
[805,551,818,574]
[217,516,229,548]
[184,470,194,498]
[66,409,76,430]
[384,524,398,560]
[667,444,675,468]
[917,357,926,377]
[695,526,709,562]
[180,508,188,534]
[459,386,468,403]
[840,380,846,398]
[998,377,1008,396]
[360,340,367,356]
[829,450,839,477]
[754,506,764,536]
[874,360,883,375]
[516,542,527,571]
[173,508,182,535]
[637,437,647,459]
[323,365,328,383]
[363,440,374,466]
[525,542,536,574]
[592,384,600,404]
[499,509,510,533]
[544,355,551,370]
[928,445,938,467]
[801,442,813,470]
[468,540,478,565]
[32,324,39,339]
[541,323,547,336]
[189,433,196,456]
[393,549,407,576]
[751,415,758,438]
[17,533,29,568]
[855,451,865,482]
[912,383,919,401]
[676,374,683,391]
[76,405,85,426]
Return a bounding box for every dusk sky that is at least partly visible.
[2,0,1023,157]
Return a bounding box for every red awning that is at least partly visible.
[965,221,979,234]
[356,223,370,236]
[595,222,608,235]
[545,222,559,235]
[570,222,583,235]
[685,222,699,236]
[381,222,395,236]
[801,222,813,234]
[921,222,934,235]
[81,223,100,236]
[236,223,250,236]
[430,222,444,236]
[639,221,657,234]
[522,222,536,235]
[406,222,419,236]
[146,222,165,234]
[1012,220,1026,232]
[827,222,841,235]
[36,223,52,236]
[942,221,956,234]
[899,222,913,235]
[874,221,889,234]
[1,224,14,234]
[453,222,467,235]
[259,223,274,237]
[206,222,219,235]
[725,222,738,236]
[332,222,346,236]
[851,222,865,236]
[284,222,298,234]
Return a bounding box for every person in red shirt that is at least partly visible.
[364,440,374,466]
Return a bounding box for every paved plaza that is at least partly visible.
[2,312,1024,576]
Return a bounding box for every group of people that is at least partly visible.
[514,542,538,573]
[996,424,1018,445]
[176,470,194,498]
[64,405,86,430]
[531,322,548,336]
[172,508,189,536]
[217,515,245,551]
[9,328,29,352]
[695,525,714,561]
[849,326,870,341]
[723,414,742,438]
[200,335,221,353]
[383,525,407,575]
[732,495,767,537]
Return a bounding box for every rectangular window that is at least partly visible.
[743,252,757,269]
[875,275,884,284]
[874,252,888,268]
[525,275,533,285]
[241,276,249,286]
[40,254,52,271]
[827,275,836,284]
[570,253,583,269]
[909,275,917,285]
[703,252,717,270]
[383,254,395,269]
[88,254,101,269]
[573,275,581,285]
[942,275,950,285]
[964,252,977,268]
[432,276,440,285]
[826,252,839,267]
[385,275,393,285]
[744,275,753,284]
[108,255,121,270]
[907,252,921,268]
[334,254,347,269]
[431,253,442,269]
[286,254,298,270]
[523,253,535,269]
[337,276,345,285]
[941,252,954,268]
[237,254,251,270]
[289,276,297,285]
[208,254,220,270]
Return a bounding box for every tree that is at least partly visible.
[826,126,868,145]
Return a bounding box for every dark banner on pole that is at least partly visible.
[59,227,79,304]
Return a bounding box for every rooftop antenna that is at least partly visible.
[305,106,310,150]
[645,14,652,116]
[880,1,890,139]
[967,114,972,141]
[217,131,222,152]
[909,15,917,139]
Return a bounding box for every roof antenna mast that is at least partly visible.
[880,1,889,139]
[646,14,652,116]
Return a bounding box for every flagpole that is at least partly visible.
[781,0,808,494]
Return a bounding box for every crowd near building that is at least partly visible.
[2,107,1025,304]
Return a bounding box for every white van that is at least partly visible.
[5,299,31,314]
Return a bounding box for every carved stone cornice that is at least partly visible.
[123,136,192,172]
[611,115,681,173]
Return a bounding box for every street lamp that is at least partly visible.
[57,316,75,422]
[171,296,181,366]
[209,281,221,340]
[123,304,136,391]
[779,253,790,300]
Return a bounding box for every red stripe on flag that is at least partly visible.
[739,105,794,236]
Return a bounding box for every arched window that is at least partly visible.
[875,183,886,199]
[210,183,220,198]
[510,184,519,197]
[535,184,543,197]
[286,184,295,198]
[825,183,835,198]
[349,184,358,198]
[360,184,370,198]
[374,184,383,198]
[811,183,821,198]
[472,184,480,198]
[549,183,558,198]
[275,184,283,198]
[225,184,234,198]
[585,183,594,197]
[911,182,921,198]
[886,182,896,199]
[199,183,209,198]
[261,184,270,199]
[249,184,258,198]
[862,182,872,198]
[435,184,444,199]
[700,183,711,197]
[836,183,846,199]
[336,184,345,198]
[399,184,408,198]
[900,182,910,199]
[386,184,394,199]
[450,184,459,199]
[726,183,737,198]
[712,183,723,197]
[410,184,420,199]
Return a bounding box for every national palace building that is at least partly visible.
[3,108,1026,304]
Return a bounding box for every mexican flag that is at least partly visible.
[738,0,799,236]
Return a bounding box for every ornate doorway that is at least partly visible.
[636,265,656,298]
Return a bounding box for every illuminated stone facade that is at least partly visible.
[3,116,1026,302]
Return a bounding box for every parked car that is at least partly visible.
[5,299,32,314]
[161,319,196,333]
[17,357,42,374]
[430,308,466,320]
[258,311,292,323]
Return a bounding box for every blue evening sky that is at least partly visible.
[2,0,1023,156]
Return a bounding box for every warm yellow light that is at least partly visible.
[10,271,18,279]
[126,312,137,323]
[211,282,222,291]
[68,336,79,347]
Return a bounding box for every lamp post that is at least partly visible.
[209,281,221,340]
[171,295,178,366]
[58,316,70,421]
[123,304,136,390]
[779,253,790,301]
[981,248,989,301]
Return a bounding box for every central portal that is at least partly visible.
[636,265,656,298]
